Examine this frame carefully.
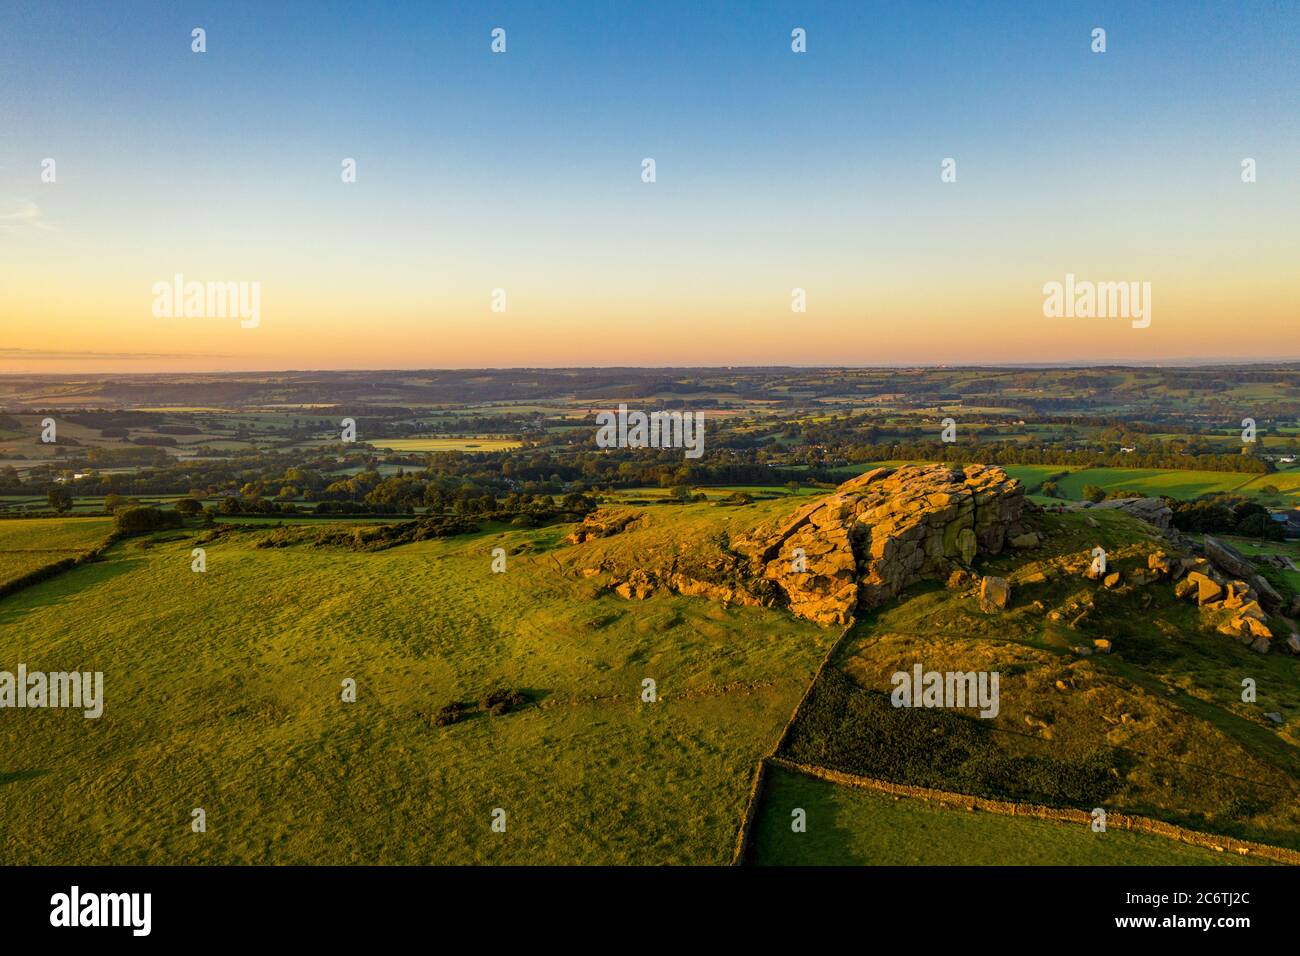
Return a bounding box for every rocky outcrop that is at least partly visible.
[1203,536,1283,613]
[566,510,645,544]
[1162,547,1283,652]
[1088,496,1173,529]
[583,464,1028,627]
[744,464,1026,625]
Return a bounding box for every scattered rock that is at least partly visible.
[1093,638,1112,654]
[1147,550,1174,578]
[1203,536,1284,612]
[613,568,657,600]
[1186,571,1223,606]
[1103,571,1121,589]
[566,510,644,544]
[1009,531,1040,549]
[1265,712,1284,725]
[946,568,977,590]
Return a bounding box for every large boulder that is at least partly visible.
[979,576,1011,612]
[751,464,1025,625]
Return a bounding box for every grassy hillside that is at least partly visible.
[4,492,1297,866]
[0,502,832,865]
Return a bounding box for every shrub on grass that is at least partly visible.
[480,688,528,715]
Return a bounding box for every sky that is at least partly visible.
[1,0,1298,373]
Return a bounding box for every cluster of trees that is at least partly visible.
[822,440,1273,476]
[113,506,183,535]
[1168,495,1285,541]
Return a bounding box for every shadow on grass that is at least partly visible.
[0,554,143,628]
[0,769,50,787]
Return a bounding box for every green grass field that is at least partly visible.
[749,767,1272,865]
[0,504,831,864]
[1053,467,1261,501]
[0,517,114,586]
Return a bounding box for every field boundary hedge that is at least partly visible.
[0,532,121,601]
[765,756,1300,866]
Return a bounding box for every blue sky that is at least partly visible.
[1,0,1297,369]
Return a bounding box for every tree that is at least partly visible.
[1082,484,1106,503]
[174,498,203,516]
[47,487,73,513]
[113,505,183,535]
[1040,480,1059,498]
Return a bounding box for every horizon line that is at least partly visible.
[5,358,1300,378]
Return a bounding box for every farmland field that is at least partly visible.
[1053,468,1261,501]
[0,517,114,586]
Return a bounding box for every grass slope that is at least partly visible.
[0,504,831,865]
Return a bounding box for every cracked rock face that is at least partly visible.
[747,464,1026,626]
